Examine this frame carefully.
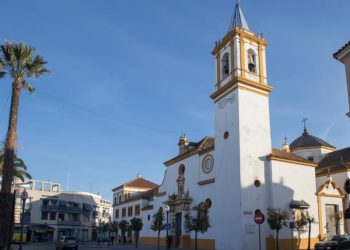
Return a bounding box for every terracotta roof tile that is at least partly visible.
[268,148,316,165]
[112,177,159,191]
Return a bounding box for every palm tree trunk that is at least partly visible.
[276,230,279,250]
[0,81,21,250]
[195,231,198,250]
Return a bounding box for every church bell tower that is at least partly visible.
[211,2,273,250]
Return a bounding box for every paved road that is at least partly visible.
[14,242,192,250]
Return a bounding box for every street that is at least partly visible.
[14,242,195,250]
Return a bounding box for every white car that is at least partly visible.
[56,236,78,250]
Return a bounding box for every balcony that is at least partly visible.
[66,207,82,213]
[41,205,58,212]
[57,220,81,226]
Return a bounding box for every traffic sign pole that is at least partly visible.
[254,209,265,250]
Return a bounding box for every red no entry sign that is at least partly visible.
[254,209,265,225]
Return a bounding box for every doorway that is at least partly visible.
[325,204,339,236]
[175,213,182,248]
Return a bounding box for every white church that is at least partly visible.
[111,3,350,250]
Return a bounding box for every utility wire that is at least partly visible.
[36,89,179,135]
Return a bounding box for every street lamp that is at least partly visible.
[19,188,28,250]
[164,205,170,250]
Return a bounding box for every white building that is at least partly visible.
[110,3,350,250]
[14,179,112,242]
[334,41,350,117]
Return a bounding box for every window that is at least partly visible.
[221,53,230,79]
[58,213,65,221]
[42,199,49,206]
[248,49,257,73]
[35,181,43,191]
[43,183,51,191]
[128,206,133,217]
[307,156,314,161]
[122,208,126,217]
[135,205,141,216]
[119,195,122,203]
[52,184,59,192]
[114,197,117,205]
[115,209,119,219]
[50,212,56,220]
[41,212,48,220]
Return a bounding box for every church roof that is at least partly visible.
[112,177,159,191]
[164,136,214,166]
[317,147,350,170]
[267,148,316,166]
[289,129,335,151]
[333,41,350,60]
[228,2,249,31]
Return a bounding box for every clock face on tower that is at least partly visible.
[202,154,214,174]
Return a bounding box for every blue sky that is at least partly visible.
[0,0,349,199]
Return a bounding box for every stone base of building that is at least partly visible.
[266,235,319,250]
[139,236,215,250]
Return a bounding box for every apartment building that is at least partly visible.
[14,179,111,242]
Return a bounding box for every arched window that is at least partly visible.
[221,53,230,79]
[248,49,257,73]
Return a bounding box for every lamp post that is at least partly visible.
[19,188,28,250]
[164,205,170,250]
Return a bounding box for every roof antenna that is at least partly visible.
[301,118,309,135]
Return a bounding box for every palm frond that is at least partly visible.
[15,170,32,182]
[21,80,35,94]
[0,58,5,79]
[27,55,50,78]
[1,42,16,67]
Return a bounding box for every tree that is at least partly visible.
[130,217,143,248]
[111,221,119,236]
[119,220,128,245]
[150,207,165,250]
[185,202,211,250]
[293,209,308,248]
[305,212,316,250]
[0,41,49,249]
[267,208,289,250]
[0,150,32,183]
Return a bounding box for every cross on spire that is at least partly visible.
[302,118,309,135]
[228,0,249,32]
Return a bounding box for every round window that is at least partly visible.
[254,180,261,187]
[224,131,229,139]
[202,154,214,174]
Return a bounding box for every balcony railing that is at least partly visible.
[41,205,58,212]
[57,220,81,226]
[67,207,82,213]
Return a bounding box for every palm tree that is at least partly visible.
[0,150,32,183]
[0,41,49,250]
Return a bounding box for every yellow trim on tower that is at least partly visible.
[291,145,336,152]
[258,43,265,83]
[216,54,221,86]
[230,41,235,75]
[239,36,246,78]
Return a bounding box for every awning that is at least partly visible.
[83,203,92,212]
[28,224,55,232]
[289,200,310,209]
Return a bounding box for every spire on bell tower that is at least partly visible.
[228,0,249,31]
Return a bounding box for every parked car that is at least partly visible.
[315,235,350,250]
[56,236,78,250]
